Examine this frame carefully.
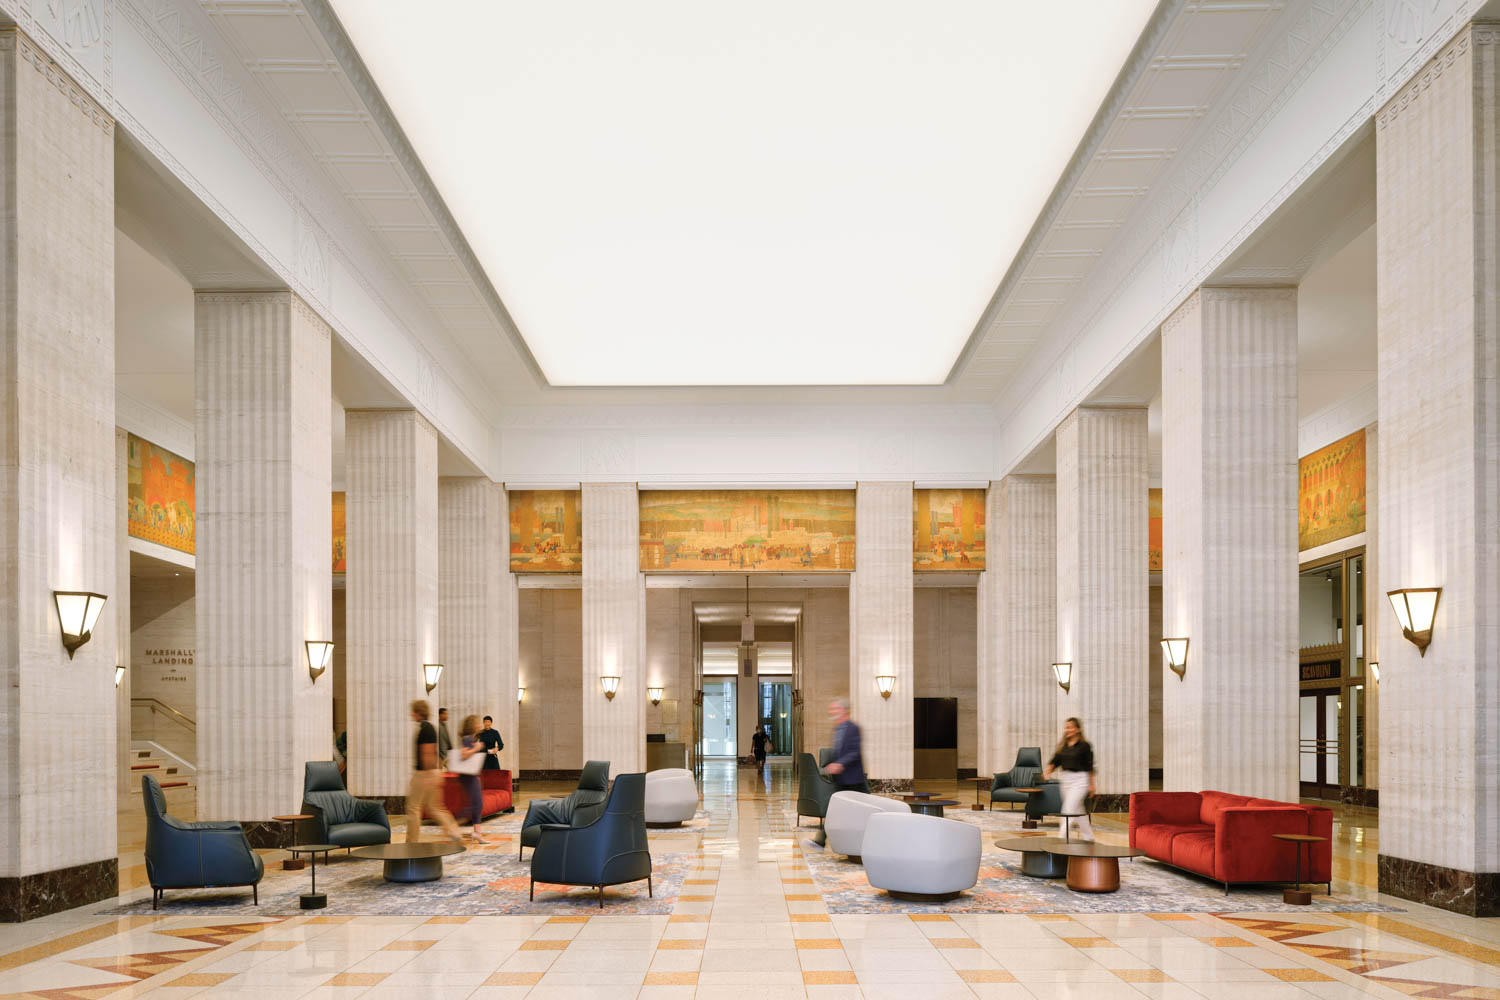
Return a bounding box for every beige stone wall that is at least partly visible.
[913,587,978,773]
[0,29,118,881]
[1149,584,1162,772]
[518,588,583,771]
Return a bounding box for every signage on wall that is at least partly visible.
[1300,660,1340,682]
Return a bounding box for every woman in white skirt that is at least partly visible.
[1044,717,1094,842]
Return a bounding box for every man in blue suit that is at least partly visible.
[812,697,867,846]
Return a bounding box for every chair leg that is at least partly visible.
[253,884,259,905]
[152,889,159,910]
[529,879,534,901]
[597,885,603,909]
[648,876,653,898]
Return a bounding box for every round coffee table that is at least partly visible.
[965,776,991,811]
[287,844,338,909]
[903,797,959,817]
[351,842,465,883]
[1272,833,1328,905]
[1047,841,1143,893]
[995,836,1070,878]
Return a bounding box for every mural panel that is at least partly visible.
[639,490,855,571]
[510,490,582,572]
[332,492,346,574]
[1149,488,1163,572]
[127,434,195,555]
[1299,429,1366,551]
[913,488,985,570]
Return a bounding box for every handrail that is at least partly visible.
[131,697,195,731]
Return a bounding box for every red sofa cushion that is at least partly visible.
[1134,822,1210,860]
[430,769,513,822]
[1198,789,1253,826]
[1171,830,1218,876]
[1215,807,1312,884]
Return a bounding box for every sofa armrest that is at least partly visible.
[483,769,513,793]
[195,827,261,884]
[1215,807,1309,884]
[352,797,391,830]
[1129,791,1202,848]
[991,773,1011,792]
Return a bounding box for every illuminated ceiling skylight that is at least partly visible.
[332,1,1155,386]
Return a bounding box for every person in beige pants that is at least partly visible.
[405,700,461,843]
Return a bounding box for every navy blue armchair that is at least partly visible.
[519,760,610,858]
[529,772,652,908]
[142,774,263,909]
[301,761,391,849]
[796,752,837,825]
[990,747,1044,810]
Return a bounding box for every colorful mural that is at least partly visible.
[913,489,985,570]
[1148,488,1163,572]
[510,491,582,572]
[1299,430,1366,551]
[332,492,346,574]
[639,490,856,572]
[126,435,195,555]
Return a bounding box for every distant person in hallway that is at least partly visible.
[751,726,774,773]
[812,697,866,846]
[1044,716,1095,842]
[478,715,503,770]
[457,714,489,843]
[437,707,453,759]
[405,700,461,844]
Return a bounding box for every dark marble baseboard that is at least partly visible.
[1341,785,1379,808]
[519,769,582,782]
[1090,793,1132,813]
[868,778,914,794]
[240,820,293,850]
[1379,854,1499,917]
[956,768,978,781]
[0,858,118,922]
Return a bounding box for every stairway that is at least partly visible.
[127,744,196,805]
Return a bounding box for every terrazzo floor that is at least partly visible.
[1,761,1496,999]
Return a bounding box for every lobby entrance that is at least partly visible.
[1297,548,1371,802]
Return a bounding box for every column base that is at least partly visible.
[867,778,914,794]
[1378,855,1500,917]
[1089,793,1132,813]
[0,858,118,922]
[240,820,294,850]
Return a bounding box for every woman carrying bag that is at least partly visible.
[451,715,490,843]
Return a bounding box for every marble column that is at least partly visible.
[850,482,914,790]
[0,28,118,919]
[1160,287,1298,802]
[195,292,333,836]
[438,478,518,769]
[1056,407,1149,807]
[581,483,644,773]
[115,430,132,797]
[1374,23,1500,915]
[345,410,439,804]
[979,476,1058,775]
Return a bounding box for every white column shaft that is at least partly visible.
[582,483,644,773]
[851,482,914,786]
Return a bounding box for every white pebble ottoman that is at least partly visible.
[644,768,699,826]
[824,791,910,860]
[862,812,982,901]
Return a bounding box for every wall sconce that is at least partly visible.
[423,663,443,693]
[114,665,126,688]
[648,686,663,706]
[875,675,896,699]
[600,675,620,700]
[1387,588,1441,656]
[1052,661,1072,694]
[53,591,107,659]
[1368,661,1380,683]
[1161,638,1189,680]
[305,641,333,683]
[517,686,526,703]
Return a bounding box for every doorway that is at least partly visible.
[759,678,793,756]
[1299,688,1341,799]
[701,677,737,758]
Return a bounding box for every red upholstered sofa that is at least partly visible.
[428,769,513,823]
[1129,790,1332,892]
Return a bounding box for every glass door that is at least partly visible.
[1299,689,1341,799]
[759,678,793,756]
[701,678,737,758]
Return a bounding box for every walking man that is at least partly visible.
[812,697,866,846]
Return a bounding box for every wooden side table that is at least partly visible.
[1013,788,1043,828]
[966,776,991,811]
[1272,833,1327,905]
[272,814,314,870]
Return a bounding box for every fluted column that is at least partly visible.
[115,429,132,797]
[980,476,1058,774]
[1161,287,1298,801]
[195,292,332,830]
[0,29,118,918]
[850,482,914,790]
[438,478,518,768]
[346,410,439,801]
[1374,23,1500,915]
[1056,407,1148,805]
[582,483,644,773]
